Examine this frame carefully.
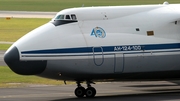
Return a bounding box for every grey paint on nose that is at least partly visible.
[4,46,47,75]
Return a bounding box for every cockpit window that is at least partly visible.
[53,14,77,21]
[55,15,64,20]
[52,14,78,26]
[71,14,77,20]
[65,15,70,19]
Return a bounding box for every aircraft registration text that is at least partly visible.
[114,45,141,51]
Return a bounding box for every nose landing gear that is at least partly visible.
[74,81,96,98]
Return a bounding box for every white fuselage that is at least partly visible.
[4,3,180,81]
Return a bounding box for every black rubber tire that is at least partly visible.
[85,87,96,98]
[74,87,85,98]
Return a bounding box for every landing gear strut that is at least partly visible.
[74,81,96,98]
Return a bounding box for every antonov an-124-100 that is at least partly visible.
[4,1,180,98]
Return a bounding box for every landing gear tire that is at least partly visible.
[74,87,85,98]
[85,87,96,98]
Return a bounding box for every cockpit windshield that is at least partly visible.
[54,14,77,20]
[55,15,64,20]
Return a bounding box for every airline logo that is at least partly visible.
[91,27,106,38]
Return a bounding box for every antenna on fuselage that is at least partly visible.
[82,4,84,7]
[163,1,169,5]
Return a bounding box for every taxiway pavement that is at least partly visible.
[0,81,180,101]
[0,51,6,66]
[0,11,57,18]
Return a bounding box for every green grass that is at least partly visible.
[0,66,72,88]
[0,18,50,42]
[0,44,11,50]
[0,0,180,12]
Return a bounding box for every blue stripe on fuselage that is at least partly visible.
[21,43,180,54]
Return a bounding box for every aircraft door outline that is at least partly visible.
[92,47,104,66]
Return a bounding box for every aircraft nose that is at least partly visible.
[4,46,47,75]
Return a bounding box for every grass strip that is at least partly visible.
[0,66,70,88]
[0,44,11,50]
[0,18,50,42]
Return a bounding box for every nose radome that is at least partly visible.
[4,46,47,75]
